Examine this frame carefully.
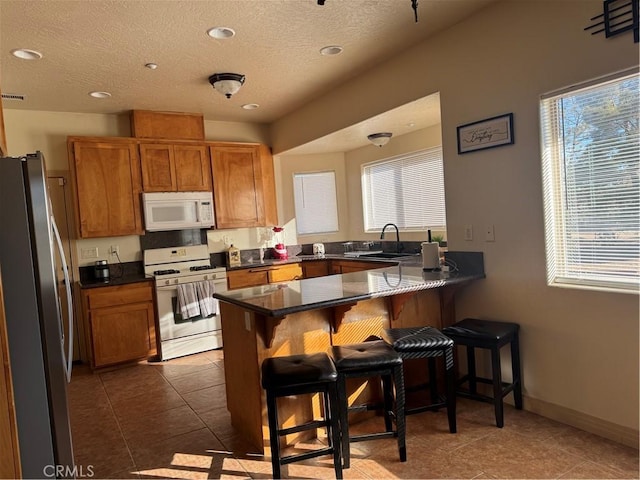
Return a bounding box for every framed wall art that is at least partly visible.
[457,113,514,154]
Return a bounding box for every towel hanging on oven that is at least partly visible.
[195,280,218,317]
[176,283,200,319]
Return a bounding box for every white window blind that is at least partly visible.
[362,147,446,232]
[293,171,339,235]
[540,69,639,293]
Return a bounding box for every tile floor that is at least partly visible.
[68,350,639,479]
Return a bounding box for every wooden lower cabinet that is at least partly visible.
[330,259,390,274]
[227,263,303,290]
[82,282,157,369]
[302,260,330,278]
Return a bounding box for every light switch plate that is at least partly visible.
[464,224,473,241]
[485,224,495,242]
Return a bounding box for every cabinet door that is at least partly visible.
[227,268,270,289]
[302,261,330,278]
[174,145,211,191]
[90,302,155,368]
[140,143,176,191]
[268,263,303,283]
[70,140,143,238]
[211,145,262,228]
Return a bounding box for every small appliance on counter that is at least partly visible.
[312,243,325,256]
[227,244,241,267]
[422,230,440,271]
[94,260,110,281]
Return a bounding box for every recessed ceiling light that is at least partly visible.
[320,45,343,56]
[145,63,158,70]
[407,122,415,127]
[242,103,259,110]
[11,48,43,60]
[207,27,236,39]
[89,91,111,99]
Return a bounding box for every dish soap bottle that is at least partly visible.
[227,244,241,267]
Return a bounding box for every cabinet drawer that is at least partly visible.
[85,282,153,309]
[227,269,269,289]
[268,263,302,283]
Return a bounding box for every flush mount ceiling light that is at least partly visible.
[367,132,392,147]
[208,73,245,99]
[11,48,43,60]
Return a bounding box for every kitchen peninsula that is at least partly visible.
[213,252,484,452]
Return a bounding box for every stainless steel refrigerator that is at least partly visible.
[0,152,75,478]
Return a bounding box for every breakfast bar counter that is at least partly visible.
[213,252,484,452]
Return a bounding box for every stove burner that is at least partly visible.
[190,265,214,271]
[154,269,180,276]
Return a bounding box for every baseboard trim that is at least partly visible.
[523,395,639,449]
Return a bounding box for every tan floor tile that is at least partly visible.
[166,363,226,395]
[120,405,206,453]
[182,384,227,414]
[101,368,170,404]
[558,460,636,479]
[544,426,640,478]
[73,435,134,479]
[110,384,187,422]
[202,348,224,363]
[452,428,584,479]
[131,427,229,475]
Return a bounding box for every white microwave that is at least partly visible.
[142,192,215,232]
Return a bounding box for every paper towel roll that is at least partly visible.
[421,242,440,270]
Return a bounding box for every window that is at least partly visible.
[362,147,446,232]
[293,171,339,235]
[540,69,639,293]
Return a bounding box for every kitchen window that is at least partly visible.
[540,68,639,293]
[362,147,446,232]
[293,171,339,235]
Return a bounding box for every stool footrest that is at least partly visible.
[279,419,327,436]
[458,376,517,398]
[348,402,385,414]
[350,431,396,443]
[281,446,334,465]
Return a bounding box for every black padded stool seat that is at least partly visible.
[261,353,342,479]
[442,318,522,428]
[381,326,456,433]
[330,340,406,468]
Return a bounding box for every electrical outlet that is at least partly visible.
[81,247,99,259]
[485,224,495,242]
[464,224,473,241]
[109,245,119,256]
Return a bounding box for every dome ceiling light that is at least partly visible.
[367,132,392,147]
[317,0,420,22]
[208,73,245,99]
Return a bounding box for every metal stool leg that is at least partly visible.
[490,346,504,428]
[382,374,394,432]
[336,374,351,469]
[428,357,439,404]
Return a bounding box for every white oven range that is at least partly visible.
[143,245,227,361]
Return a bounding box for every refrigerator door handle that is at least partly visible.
[51,215,73,382]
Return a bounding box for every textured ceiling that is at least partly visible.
[0,0,494,152]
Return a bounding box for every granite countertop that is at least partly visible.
[78,262,153,289]
[214,252,485,317]
[226,252,417,270]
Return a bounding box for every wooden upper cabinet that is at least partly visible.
[131,110,204,141]
[140,143,211,192]
[210,143,277,229]
[68,139,143,238]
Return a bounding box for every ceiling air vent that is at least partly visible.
[1,93,26,101]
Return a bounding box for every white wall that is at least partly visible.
[271,0,639,443]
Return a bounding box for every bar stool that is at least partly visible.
[442,318,522,428]
[329,339,406,469]
[261,352,343,479]
[381,326,456,433]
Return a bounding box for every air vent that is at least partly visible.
[1,93,26,101]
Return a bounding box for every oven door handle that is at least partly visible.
[156,280,227,291]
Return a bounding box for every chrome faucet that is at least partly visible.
[380,223,401,252]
